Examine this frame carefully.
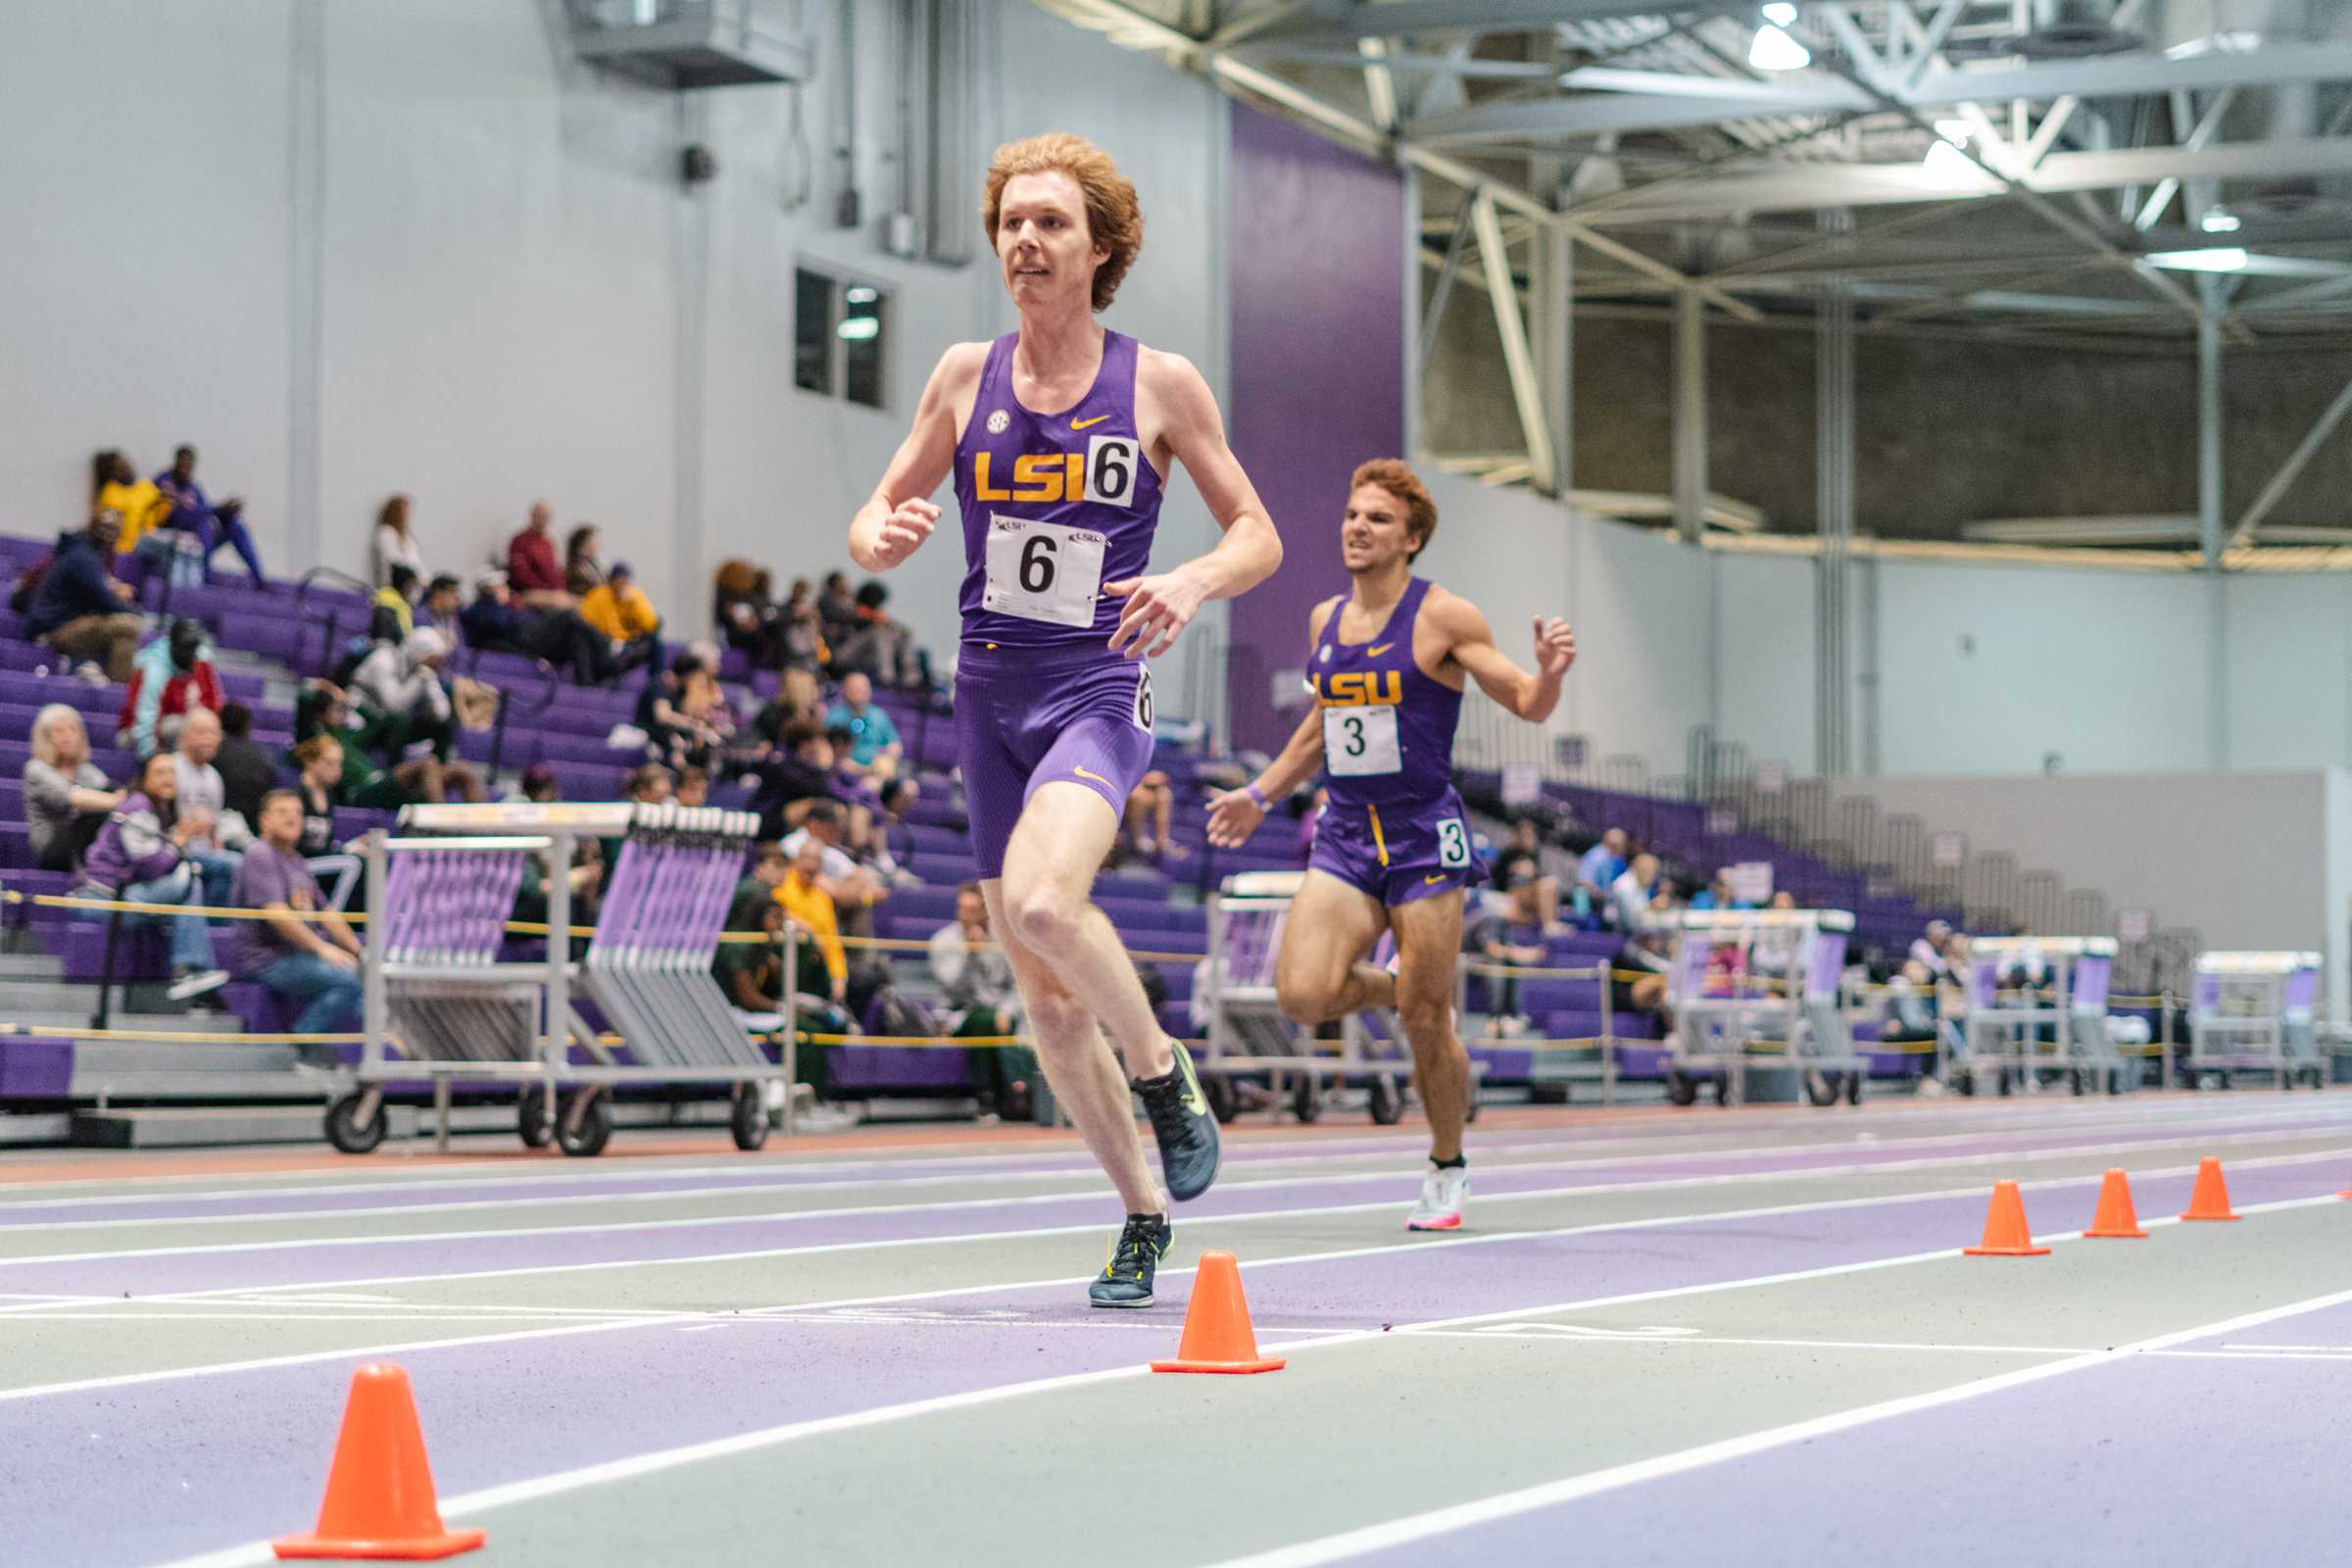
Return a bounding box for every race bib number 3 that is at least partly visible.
[983,514,1105,628]
[1323,705,1401,776]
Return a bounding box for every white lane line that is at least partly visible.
[1201,1281,2352,1568]
[9,1105,2339,1235]
[14,1096,2340,1209]
[1409,1330,2096,1355]
[8,1165,2341,1410]
[155,1200,2352,1568]
[6,1121,2341,1274]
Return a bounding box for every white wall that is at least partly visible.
[0,0,1229,700]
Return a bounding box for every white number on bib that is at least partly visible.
[1084,436,1141,508]
[982,514,1105,628]
[1323,706,1401,776]
[1437,818,1470,867]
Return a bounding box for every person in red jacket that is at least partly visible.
[119,617,223,755]
[505,501,573,609]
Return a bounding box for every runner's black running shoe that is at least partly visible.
[1135,1042,1222,1201]
[1089,1212,1172,1308]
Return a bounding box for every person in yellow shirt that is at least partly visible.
[575,560,662,684]
[94,450,172,557]
[773,835,851,1111]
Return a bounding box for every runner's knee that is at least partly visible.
[1004,885,1083,957]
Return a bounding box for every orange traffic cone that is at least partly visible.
[1963,1180,2051,1256]
[273,1364,486,1561]
[2179,1157,2240,1221]
[1151,1250,1287,1374]
[2082,1168,2147,1239]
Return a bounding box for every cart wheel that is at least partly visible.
[1367,1074,1403,1126]
[2198,1070,2228,1092]
[729,1084,770,1152]
[2105,1067,2123,1097]
[325,1092,386,1155]
[1711,1075,1732,1106]
[1845,1070,1864,1105]
[2068,1068,2086,1098]
[1951,1068,1976,1097]
[1665,1069,1699,1107]
[2302,1065,2328,1089]
[1804,1070,1839,1107]
[1995,1067,2016,1097]
[517,1088,554,1150]
[1291,1076,1321,1124]
[1202,1074,1238,1125]
[555,1089,612,1156]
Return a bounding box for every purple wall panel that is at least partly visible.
[1225,104,1406,752]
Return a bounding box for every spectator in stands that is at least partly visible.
[749,721,841,840]
[371,495,426,587]
[831,580,924,688]
[291,686,477,809]
[1615,928,1673,1031]
[462,571,602,685]
[506,503,573,609]
[713,560,779,670]
[1908,919,1957,979]
[76,751,226,1000]
[578,561,661,684]
[415,574,464,635]
[1609,852,1668,933]
[622,763,673,807]
[1881,957,1941,1051]
[212,703,277,830]
[350,626,455,763]
[93,451,174,563]
[751,667,824,753]
[815,571,858,660]
[1491,817,1562,930]
[929,881,1036,1119]
[1576,827,1629,920]
[517,762,559,805]
[120,618,222,758]
[284,734,359,907]
[780,800,886,924]
[779,577,823,672]
[26,508,143,682]
[223,790,365,1036]
[675,765,710,808]
[172,708,251,906]
[24,704,121,873]
[1122,770,1186,863]
[154,445,268,586]
[372,564,418,637]
[564,525,607,598]
[718,877,791,1014]
[824,672,902,780]
[637,651,735,772]
[1466,879,1548,1037]
[1690,866,1754,912]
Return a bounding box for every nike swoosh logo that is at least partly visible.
[1425,873,1447,885]
[1072,765,1113,786]
[1368,644,1395,658]
[1072,415,1110,429]
[1176,1048,1208,1117]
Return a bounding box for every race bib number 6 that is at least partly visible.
[983,514,1106,628]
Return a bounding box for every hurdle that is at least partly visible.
[1659,907,1866,1107]
[1946,935,2124,1097]
[1198,870,1482,1125]
[327,801,793,1156]
[2187,950,2328,1091]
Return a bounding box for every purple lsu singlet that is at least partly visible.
[955,329,1164,651]
[1310,576,1463,809]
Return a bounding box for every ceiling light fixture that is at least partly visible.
[1761,3,1797,24]
[2144,247,2251,272]
[1748,22,1809,71]
[2199,212,2243,233]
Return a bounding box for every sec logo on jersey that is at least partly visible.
[985,410,1009,434]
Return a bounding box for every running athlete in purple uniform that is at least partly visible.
[1206,460,1574,1231]
[849,134,1282,1307]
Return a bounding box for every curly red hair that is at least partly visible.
[981,133,1143,314]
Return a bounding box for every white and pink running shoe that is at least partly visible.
[1407,1163,1468,1231]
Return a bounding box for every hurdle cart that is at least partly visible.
[1198,870,1481,1125]
[325,802,796,1156]
[1945,935,2128,1096]
[2187,950,2328,1090]
[1658,907,1866,1107]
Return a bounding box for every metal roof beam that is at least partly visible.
[1310,0,1741,35]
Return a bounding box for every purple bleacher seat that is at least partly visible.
[51,918,171,982]
[0,1036,74,1099]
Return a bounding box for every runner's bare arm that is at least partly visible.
[1432,591,1576,722]
[1206,600,1336,846]
[1105,352,1283,660]
[849,345,984,572]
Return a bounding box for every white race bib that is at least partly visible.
[1323,706,1400,776]
[982,514,1105,628]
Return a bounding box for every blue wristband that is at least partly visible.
[1246,782,1270,811]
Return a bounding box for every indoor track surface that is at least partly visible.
[4,1093,2349,1566]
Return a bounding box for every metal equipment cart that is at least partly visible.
[2187,950,2328,1090]
[1946,935,2125,1096]
[1659,907,1866,1107]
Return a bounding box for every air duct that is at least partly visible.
[568,0,811,90]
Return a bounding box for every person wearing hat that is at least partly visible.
[348,624,455,763]
[578,559,661,684]
[462,568,607,686]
